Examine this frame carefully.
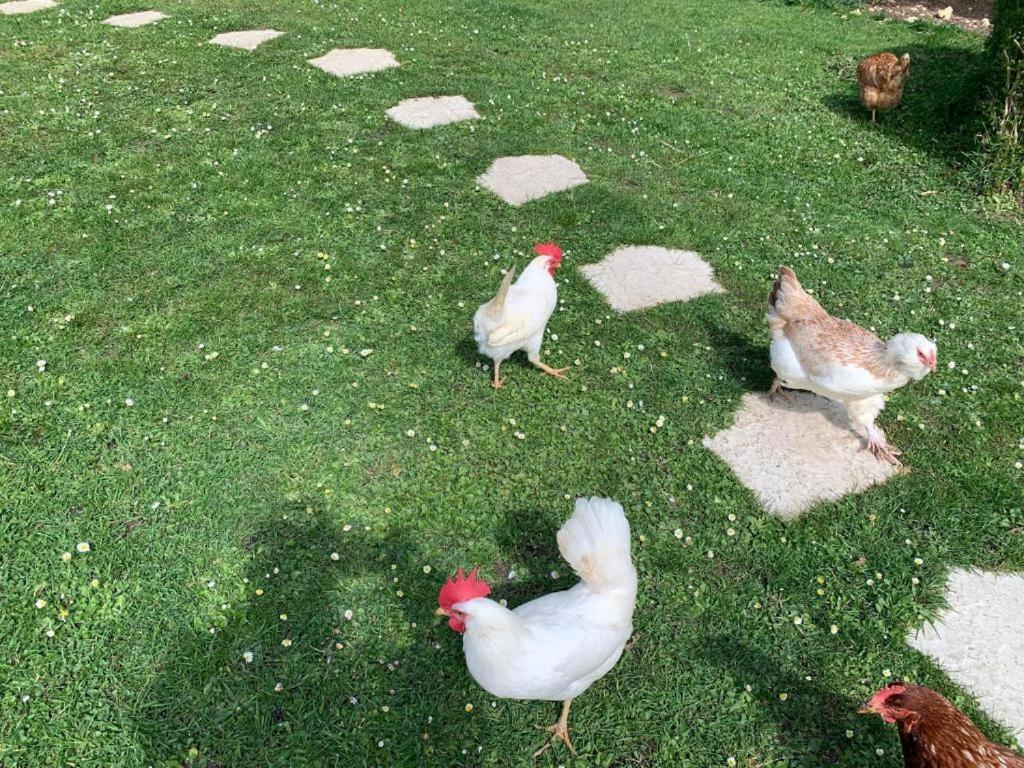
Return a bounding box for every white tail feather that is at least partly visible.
[556,497,636,594]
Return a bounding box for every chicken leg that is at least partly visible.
[528,353,568,379]
[847,396,902,465]
[768,377,792,403]
[533,699,576,758]
[491,360,505,389]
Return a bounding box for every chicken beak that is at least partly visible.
[857,703,874,715]
[434,607,447,617]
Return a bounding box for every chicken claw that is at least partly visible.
[533,700,576,758]
[532,360,568,379]
[867,436,903,466]
[768,378,792,403]
[491,362,505,389]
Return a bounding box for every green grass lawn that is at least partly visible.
[2,0,1022,765]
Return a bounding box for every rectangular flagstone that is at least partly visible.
[386,95,479,129]
[209,29,284,51]
[908,569,1024,736]
[0,0,56,14]
[308,48,398,77]
[103,10,166,28]
[579,246,724,312]
[477,154,588,206]
[703,391,899,520]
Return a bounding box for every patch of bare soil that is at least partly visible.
[864,0,992,35]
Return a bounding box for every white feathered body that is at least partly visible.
[766,267,935,457]
[769,334,909,404]
[474,256,557,366]
[766,266,913,405]
[453,498,637,702]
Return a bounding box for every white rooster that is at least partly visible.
[473,242,567,389]
[767,265,937,464]
[436,497,637,756]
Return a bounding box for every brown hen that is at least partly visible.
[860,682,1024,768]
[857,52,910,124]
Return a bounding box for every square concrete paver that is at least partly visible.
[578,246,724,312]
[209,29,284,51]
[477,154,588,206]
[0,0,56,14]
[386,95,479,129]
[703,391,899,520]
[103,10,166,27]
[908,569,1024,736]
[308,48,399,77]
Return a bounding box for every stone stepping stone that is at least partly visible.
[308,48,398,77]
[703,391,898,520]
[103,10,166,28]
[0,0,56,15]
[578,245,724,312]
[386,95,479,129]
[908,568,1024,736]
[209,29,284,51]
[477,154,587,206]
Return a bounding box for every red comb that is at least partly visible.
[868,682,908,708]
[533,242,563,261]
[438,567,491,610]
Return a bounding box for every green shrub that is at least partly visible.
[982,0,1024,193]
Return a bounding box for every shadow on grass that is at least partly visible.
[823,42,989,165]
[702,320,774,394]
[698,636,893,765]
[132,507,479,767]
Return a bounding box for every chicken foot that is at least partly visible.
[768,378,792,403]
[866,426,903,466]
[847,396,902,466]
[529,354,568,380]
[533,699,576,758]
[491,360,505,390]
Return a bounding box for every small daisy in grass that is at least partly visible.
[76,542,90,554]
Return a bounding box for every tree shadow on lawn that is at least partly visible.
[823,41,989,166]
[697,636,893,766]
[132,507,487,767]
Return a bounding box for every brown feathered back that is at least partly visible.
[857,52,911,115]
[767,266,828,325]
[877,684,1024,768]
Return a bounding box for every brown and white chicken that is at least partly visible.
[473,242,567,389]
[766,266,936,464]
[858,52,911,124]
[860,682,1024,768]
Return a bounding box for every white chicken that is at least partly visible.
[473,242,567,389]
[436,497,637,757]
[767,266,937,464]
